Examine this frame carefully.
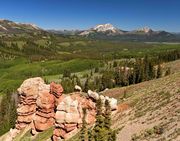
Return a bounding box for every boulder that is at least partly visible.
[50,82,63,98]
[87,90,99,100]
[33,115,54,131]
[36,90,55,113]
[74,85,82,92]
[17,77,44,97]
[109,98,118,110]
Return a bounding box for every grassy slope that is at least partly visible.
[0,58,99,95]
[103,60,180,141]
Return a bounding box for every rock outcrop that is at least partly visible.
[53,93,96,140]
[5,77,117,141]
[32,83,55,134]
[16,77,44,130]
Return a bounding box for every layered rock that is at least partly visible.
[6,77,117,141]
[32,84,55,133]
[50,82,63,98]
[53,93,96,140]
[16,77,44,130]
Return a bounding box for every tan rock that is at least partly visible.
[65,113,80,123]
[88,90,99,100]
[55,111,66,124]
[17,77,44,97]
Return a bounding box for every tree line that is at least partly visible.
[61,49,180,93]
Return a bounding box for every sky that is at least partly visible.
[0,0,180,32]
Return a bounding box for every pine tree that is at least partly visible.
[94,67,99,73]
[93,99,105,141]
[88,128,94,141]
[84,78,90,93]
[113,61,118,68]
[157,63,162,78]
[9,99,17,128]
[80,108,87,141]
[104,100,111,130]
[109,130,117,141]
[104,100,113,140]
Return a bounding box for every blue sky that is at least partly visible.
[0,0,180,32]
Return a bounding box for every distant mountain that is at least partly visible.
[79,23,125,36]
[77,23,178,42]
[0,19,43,34]
[79,23,170,36]
[47,29,81,35]
[0,19,179,42]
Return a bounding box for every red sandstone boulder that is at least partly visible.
[36,90,55,113]
[33,115,55,131]
[50,82,63,97]
[17,104,36,114]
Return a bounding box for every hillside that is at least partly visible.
[0,60,179,141]
[103,62,180,141]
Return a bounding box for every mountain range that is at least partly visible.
[0,19,180,42]
[48,23,180,42]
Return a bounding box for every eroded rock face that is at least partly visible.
[50,82,63,98]
[53,93,96,140]
[33,84,55,132]
[7,77,117,141]
[16,77,44,130]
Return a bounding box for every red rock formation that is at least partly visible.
[15,77,44,130]
[8,77,117,141]
[50,82,63,98]
[33,84,55,133]
[53,93,96,140]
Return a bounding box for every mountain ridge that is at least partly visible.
[0,19,179,42]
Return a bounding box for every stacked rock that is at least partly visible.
[53,93,96,141]
[15,77,44,130]
[32,84,55,134]
[53,96,79,140]
[8,78,118,141]
[50,82,63,98]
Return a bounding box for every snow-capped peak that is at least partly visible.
[137,27,153,33]
[93,23,117,33]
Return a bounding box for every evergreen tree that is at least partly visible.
[63,69,71,78]
[93,99,105,141]
[94,67,99,73]
[84,78,90,93]
[80,108,87,141]
[157,63,162,78]
[165,67,171,76]
[88,128,94,141]
[101,71,114,90]
[113,61,118,68]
